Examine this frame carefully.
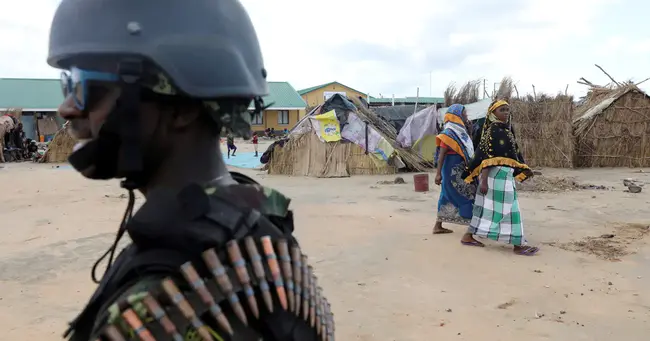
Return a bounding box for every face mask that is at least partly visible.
[67,114,122,179]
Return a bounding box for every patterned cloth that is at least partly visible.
[463,100,530,183]
[435,104,477,224]
[468,166,525,245]
[434,104,474,162]
[437,154,476,224]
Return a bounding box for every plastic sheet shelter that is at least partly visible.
[437,98,492,122]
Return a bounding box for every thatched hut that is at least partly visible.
[266,95,427,177]
[573,85,650,167]
[267,131,397,177]
[41,126,75,163]
[509,94,575,168]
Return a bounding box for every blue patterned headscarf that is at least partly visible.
[435,103,474,163]
[446,104,464,119]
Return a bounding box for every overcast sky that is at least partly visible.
[2,0,648,98]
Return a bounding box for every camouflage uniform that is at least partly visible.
[65,174,334,341]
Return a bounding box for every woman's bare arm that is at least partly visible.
[479,167,489,183]
[436,147,448,174]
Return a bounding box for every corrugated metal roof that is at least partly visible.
[369,96,443,104]
[297,81,367,96]
[250,81,306,109]
[0,78,305,110]
[0,78,63,109]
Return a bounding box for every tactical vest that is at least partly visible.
[65,172,334,341]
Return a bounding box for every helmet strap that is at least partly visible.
[115,60,144,190]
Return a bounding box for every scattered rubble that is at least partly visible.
[552,223,649,261]
[623,178,644,193]
[517,175,609,192]
[377,176,407,185]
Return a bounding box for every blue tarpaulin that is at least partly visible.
[223,152,261,169]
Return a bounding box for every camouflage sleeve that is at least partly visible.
[205,184,291,217]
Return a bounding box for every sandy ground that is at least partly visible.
[1,141,649,340]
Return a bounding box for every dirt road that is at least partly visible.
[1,161,648,340]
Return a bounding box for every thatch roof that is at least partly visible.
[574,64,650,126]
[573,85,648,130]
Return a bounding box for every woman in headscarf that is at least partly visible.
[461,100,539,255]
[432,104,477,234]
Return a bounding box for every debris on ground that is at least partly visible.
[517,175,609,192]
[627,185,642,193]
[377,176,406,185]
[104,193,128,199]
[624,178,644,193]
[623,178,644,187]
[552,223,649,261]
[497,300,516,309]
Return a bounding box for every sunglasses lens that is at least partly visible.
[66,68,88,110]
[74,83,84,108]
[60,72,70,97]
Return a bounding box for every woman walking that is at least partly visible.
[461,100,539,255]
[433,104,477,234]
[226,132,237,158]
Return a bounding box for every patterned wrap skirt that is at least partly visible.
[468,166,525,245]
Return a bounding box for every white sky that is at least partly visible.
[1,0,648,98]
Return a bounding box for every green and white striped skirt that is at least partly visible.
[468,166,526,246]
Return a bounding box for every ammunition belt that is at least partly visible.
[95,236,334,341]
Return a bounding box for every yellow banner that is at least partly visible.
[313,109,341,142]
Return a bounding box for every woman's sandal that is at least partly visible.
[514,246,539,256]
[433,227,454,234]
[460,240,485,247]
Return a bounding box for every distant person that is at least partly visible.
[269,127,275,138]
[283,128,288,136]
[226,132,237,158]
[252,131,259,157]
[433,104,476,234]
[13,122,25,148]
[25,138,38,159]
[462,100,538,255]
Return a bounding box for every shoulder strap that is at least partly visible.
[230,171,259,185]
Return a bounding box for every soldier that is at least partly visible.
[49,0,333,340]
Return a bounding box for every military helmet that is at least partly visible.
[48,0,268,99]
